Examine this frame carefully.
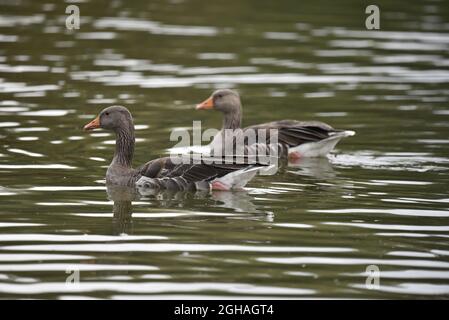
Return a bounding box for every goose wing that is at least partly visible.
[136,156,265,191]
[244,120,338,147]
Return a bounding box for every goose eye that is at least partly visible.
[105,112,109,116]
[217,94,222,98]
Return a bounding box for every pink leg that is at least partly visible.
[211,181,231,191]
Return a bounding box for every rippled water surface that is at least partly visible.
[1,0,449,299]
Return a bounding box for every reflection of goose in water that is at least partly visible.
[103,182,271,223]
[211,190,259,213]
[106,184,139,235]
[287,156,336,179]
[137,184,267,215]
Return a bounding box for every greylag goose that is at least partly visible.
[196,89,355,159]
[83,105,267,191]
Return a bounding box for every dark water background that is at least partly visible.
[0,0,448,298]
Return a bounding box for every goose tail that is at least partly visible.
[288,130,355,158]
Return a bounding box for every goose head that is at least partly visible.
[83,105,134,132]
[196,89,241,115]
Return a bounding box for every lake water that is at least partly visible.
[0,0,449,299]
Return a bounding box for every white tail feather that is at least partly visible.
[330,130,356,138]
[289,130,355,157]
[213,165,265,189]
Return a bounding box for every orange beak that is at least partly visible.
[83,116,100,131]
[196,96,214,110]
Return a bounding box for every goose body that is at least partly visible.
[83,105,267,191]
[196,89,355,159]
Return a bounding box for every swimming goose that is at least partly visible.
[83,105,267,191]
[196,89,355,159]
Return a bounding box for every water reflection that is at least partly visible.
[211,191,260,214]
[288,157,336,179]
[106,184,138,235]
[108,182,271,235]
